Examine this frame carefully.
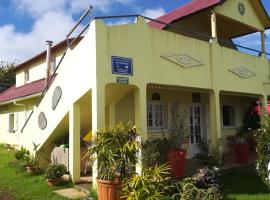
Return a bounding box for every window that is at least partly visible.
[147,103,164,129]
[222,105,236,127]
[25,70,29,83]
[9,114,15,133]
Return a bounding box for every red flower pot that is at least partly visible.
[234,143,249,164]
[96,178,121,200]
[167,149,186,178]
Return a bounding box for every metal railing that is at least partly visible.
[20,6,93,133]
[20,11,270,133]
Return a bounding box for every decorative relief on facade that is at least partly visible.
[228,67,256,79]
[52,86,62,110]
[238,2,245,16]
[38,112,47,130]
[161,54,203,68]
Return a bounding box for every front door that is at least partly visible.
[189,105,203,158]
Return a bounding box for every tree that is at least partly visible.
[0,61,16,92]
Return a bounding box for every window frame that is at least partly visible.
[24,69,30,83]
[221,105,236,128]
[8,113,15,133]
[147,102,165,130]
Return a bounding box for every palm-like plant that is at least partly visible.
[87,122,140,181]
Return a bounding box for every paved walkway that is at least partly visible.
[54,188,89,199]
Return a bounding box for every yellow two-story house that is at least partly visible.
[0,0,269,182]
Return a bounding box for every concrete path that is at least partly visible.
[54,188,89,199]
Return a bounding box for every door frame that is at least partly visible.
[188,103,205,158]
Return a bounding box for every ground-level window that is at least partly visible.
[147,103,164,129]
[222,105,236,127]
[9,113,15,133]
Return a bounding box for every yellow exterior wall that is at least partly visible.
[94,17,270,143]
[0,97,37,145]
[115,91,135,124]
[214,0,264,31]
[16,49,65,87]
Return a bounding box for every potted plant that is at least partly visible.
[25,142,40,175]
[87,122,140,200]
[233,127,250,164]
[44,163,67,186]
[25,155,39,175]
[167,108,189,177]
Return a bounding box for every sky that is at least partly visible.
[0,0,269,63]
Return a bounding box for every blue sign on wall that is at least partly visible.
[112,56,133,76]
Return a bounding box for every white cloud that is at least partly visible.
[1,0,136,62]
[0,11,76,62]
[141,7,165,19]
[106,18,135,26]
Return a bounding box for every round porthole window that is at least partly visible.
[238,2,245,16]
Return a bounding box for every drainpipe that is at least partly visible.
[45,41,53,87]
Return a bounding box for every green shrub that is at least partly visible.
[87,122,140,181]
[179,167,225,200]
[14,147,30,161]
[256,114,270,185]
[142,139,170,167]
[121,164,171,200]
[196,139,224,167]
[44,163,67,180]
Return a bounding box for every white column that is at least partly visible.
[261,31,266,55]
[211,13,217,41]
[209,91,221,144]
[91,84,105,185]
[134,86,147,174]
[69,103,81,182]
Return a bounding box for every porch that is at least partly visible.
[45,82,268,181]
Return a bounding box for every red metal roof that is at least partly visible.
[148,0,223,29]
[0,79,45,103]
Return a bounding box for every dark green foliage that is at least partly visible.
[87,122,140,181]
[196,139,224,167]
[179,167,224,200]
[242,100,260,132]
[0,61,16,89]
[44,163,67,180]
[142,138,170,167]
[256,114,270,185]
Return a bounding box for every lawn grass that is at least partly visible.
[223,166,270,200]
[0,144,72,200]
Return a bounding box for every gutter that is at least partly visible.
[0,92,42,106]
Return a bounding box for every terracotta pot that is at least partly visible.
[234,143,249,164]
[26,166,36,175]
[47,177,61,187]
[96,178,122,200]
[167,149,186,178]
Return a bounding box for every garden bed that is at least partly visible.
[0,144,71,200]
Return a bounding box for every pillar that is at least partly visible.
[209,91,221,144]
[134,86,147,174]
[259,95,268,119]
[91,84,105,185]
[211,13,217,41]
[261,31,266,55]
[69,103,81,182]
